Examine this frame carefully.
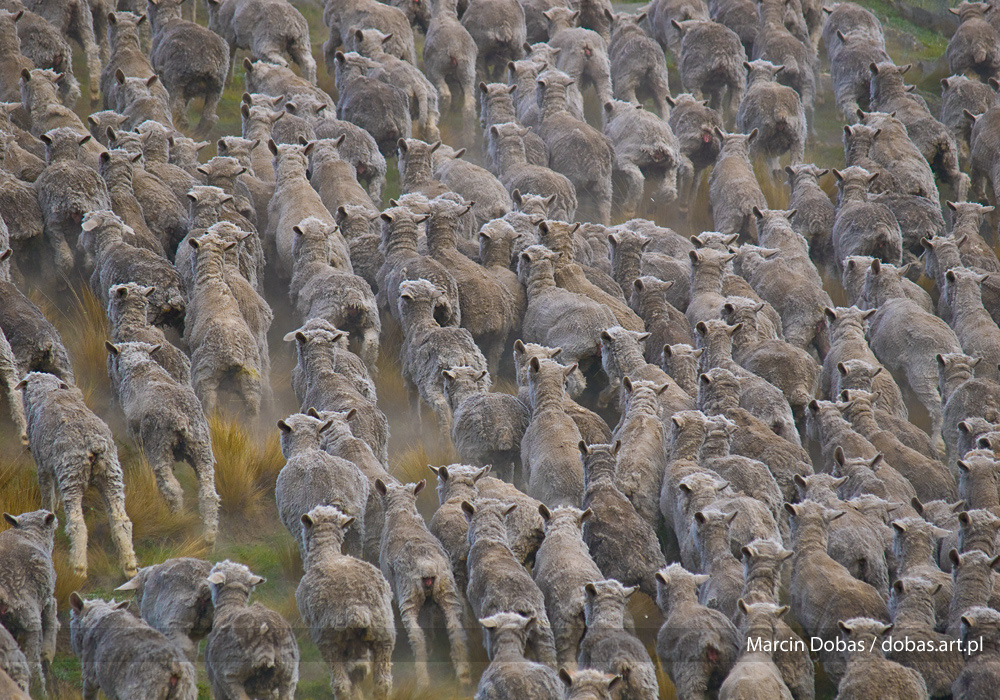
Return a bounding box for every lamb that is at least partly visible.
[476,612,564,700]
[204,0,315,83]
[203,561,299,700]
[654,564,740,700]
[106,341,218,545]
[183,231,263,415]
[289,216,379,370]
[33,127,110,275]
[719,601,795,700]
[605,10,670,116]
[0,249,74,382]
[869,62,969,199]
[581,441,666,598]
[533,505,603,668]
[463,498,557,665]
[785,500,890,683]
[948,2,1000,81]
[534,69,614,223]
[423,0,478,124]
[487,122,578,220]
[886,576,963,698]
[77,210,184,329]
[708,129,767,239]
[112,557,214,662]
[68,593,197,700]
[426,196,518,373]
[296,506,395,699]
[0,509,57,689]
[146,0,229,135]
[443,366,530,483]
[602,100,681,221]
[737,60,806,175]
[18,372,137,579]
[672,19,746,117]
[579,579,659,700]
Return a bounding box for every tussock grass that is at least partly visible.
[122,453,200,543]
[0,453,40,517]
[209,413,284,520]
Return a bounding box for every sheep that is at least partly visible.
[184,231,263,415]
[943,267,1000,383]
[100,12,162,110]
[0,3,80,107]
[323,0,417,64]
[709,129,767,239]
[464,498,557,665]
[112,557,214,662]
[887,577,964,697]
[831,166,903,269]
[785,500,890,683]
[332,51,412,158]
[296,505,395,700]
[375,479,471,687]
[204,0,315,83]
[542,7,612,109]
[947,200,1000,273]
[487,122,578,220]
[145,0,229,135]
[785,163,835,271]
[106,341,218,545]
[0,509,57,689]
[0,623,28,696]
[953,606,1000,700]
[432,143,512,229]
[869,62,969,199]
[289,216,380,370]
[423,0,478,124]
[856,110,940,200]
[204,561,299,700]
[613,377,669,529]
[20,0,100,101]
[443,366,530,483]
[533,505,603,668]
[579,579,659,700]
[752,0,817,128]
[828,28,890,120]
[719,601,795,700]
[691,509,745,618]
[134,120,198,206]
[892,515,954,623]
[672,19,746,117]
[559,668,622,700]
[605,10,670,116]
[274,412,368,559]
[941,75,1000,162]
[644,0,710,55]
[598,326,693,417]
[948,2,1000,81]
[68,593,197,700]
[581,441,666,598]
[397,278,489,433]
[476,612,564,700]
[461,0,526,81]
[18,372,137,579]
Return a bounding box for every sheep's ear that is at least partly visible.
[375,478,388,496]
[833,445,846,466]
[277,420,292,433]
[783,502,797,516]
[413,480,426,495]
[2,513,18,527]
[249,574,265,586]
[584,582,598,597]
[461,500,475,517]
[503,503,517,516]
[115,576,142,591]
[268,139,278,155]
[538,503,552,520]
[578,440,589,456]
[105,341,120,356]
[559,668,573,686]
[69,592,85,612]
[300,513,314,528]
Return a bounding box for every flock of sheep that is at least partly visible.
[2,0,1000,698]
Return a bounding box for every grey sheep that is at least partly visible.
[836,361,931,451]
[643,0,710,55]
[737,60,806,176]
[543,7,612,109]
[443,366,530,483]
[941,351,1000,466]
[630,278,691,364]
[831,166,903,268]
[204,561,299,700]
[461,0,526,81]
[0,325,26,442]
[296,505,395,700]
[869,62,969,199]
[857,110,939,200]
[464,497,557,665]
[668,92,724,207]
[785,500,889,683]
[476,612,564,700]
[146,0,229,135]
[0,3,79,107]
[534,505,604,668]
[835,617,929,700]
[655,563,740,700]
[598,325,693,418]
[78,210,183,329]
[113,557,214,662]
[423,0,478,124]
[752,0,817,128]
[672,19,746,117]
[204,0,315,83]
[433,143,513,229]
[560,668,623,700]
[785,163,835,271]
[375,477,471,686]
[821,306,900,406]
[323,0,417,63]
[20,0,100,101]
[96,148,166,257]
[289,216,379,370]
[581,441,666,598]
[99,12,165,111]
[107,341,219,544]
[943,267,1000,382]
[941,74,999,160]
[614,377,669,529]
[332,51,412,157]
[397,278,488,433]
[887,576,963,697]
[605,10,670,116]
[692,509,745,618]
[0,623,28,695]
[708,129,766,239]
[579,579,659,700]
[948,2,1000,81]
[487,122,578,220]
[19,372,137,578]
[184,231,263,414]
[0,509,57,689]
[719,601,795,700]
[946,200,1000,273]
[948,549,1000,637]
[953,606,1000,700]
[829,28,891,121]
[275,412,368,559]
[602,100,681,221]
[822,2,883,60]
[68,593,197,700]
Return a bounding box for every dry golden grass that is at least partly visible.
[0,453,40,517]
[210,413,285,519]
